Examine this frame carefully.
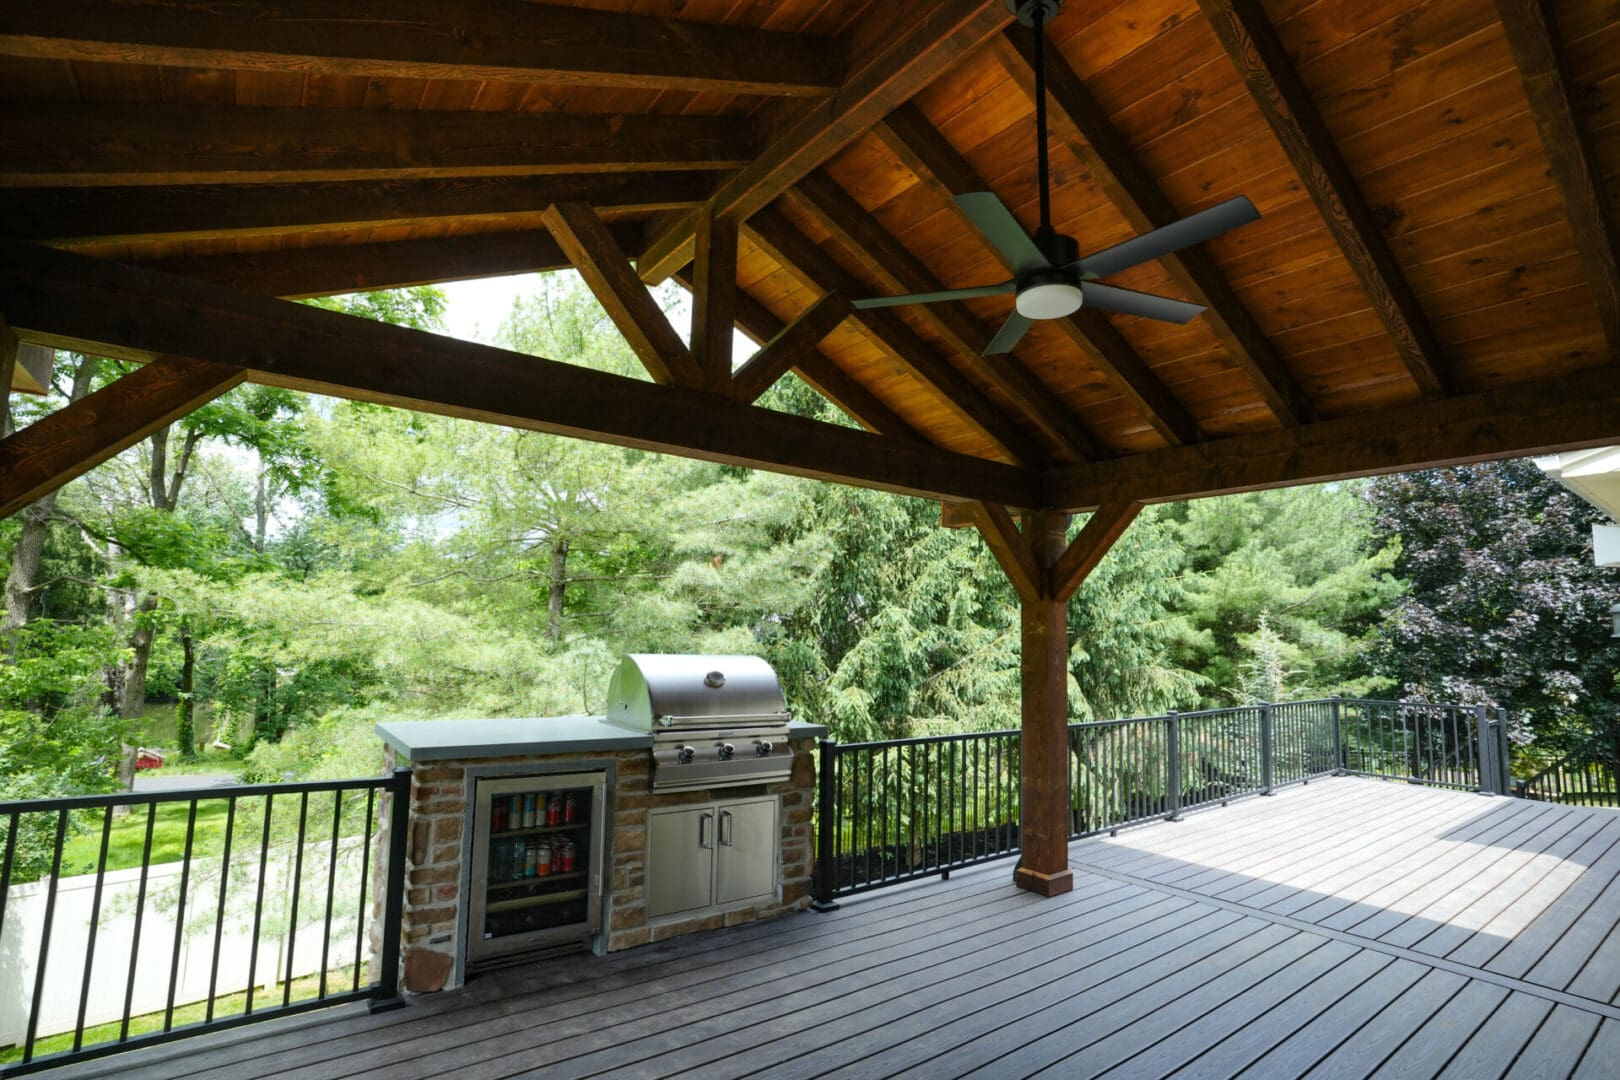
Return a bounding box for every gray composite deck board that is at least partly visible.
[42,777,1620,1080]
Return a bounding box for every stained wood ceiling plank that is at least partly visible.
[1049,362,1620,512]
[994,26,1312,429]
[1198,0,1450,400]
[875,102,1200,449]
[636,1,1011,284]
[744,204,1044,467]
[0,103,756,186]
[0,0,841,97]
[541,201,700,388]
[0,357,246,518]
[787,170,1105,463]
[1,241,1041,508]
[7,172,716,245]
[1493,0,1620,358]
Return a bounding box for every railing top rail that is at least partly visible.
[828,728,1020,751]
[1068,715,1169,732]
[0,771,406,815]
[1174,704,1267,721]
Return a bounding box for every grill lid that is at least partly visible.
[605,654,790,731]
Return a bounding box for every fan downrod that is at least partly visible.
[1006,0,1063,28]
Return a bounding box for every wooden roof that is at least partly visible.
[2,0,1619,515]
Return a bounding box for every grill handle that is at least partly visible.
[699,811,715,849]
[657,711,793,727]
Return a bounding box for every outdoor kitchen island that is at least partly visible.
[374,655,826,995]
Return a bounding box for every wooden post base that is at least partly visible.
[1014,864,1074,897]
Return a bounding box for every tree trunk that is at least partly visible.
[2,355,99,642]
[178,617,197,760]
[119,592,160,720]
[254,470,269,552]
[546,536,569,642]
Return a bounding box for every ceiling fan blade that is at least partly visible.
[850,281,1015,310]
[1076,196,1261,280]
[1083,284,1206,324]
[955,192,1053,275]
[983,311,1034,355]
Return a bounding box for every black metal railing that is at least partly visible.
[0,770,410,1076]
[1516,734,1619,807]
[812,696,1512,906]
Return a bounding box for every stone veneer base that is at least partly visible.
[379,737,816,993]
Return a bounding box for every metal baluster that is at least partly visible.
[120,805,158,1041]
[284,792,310,1008]
[164,799,200,1033]
[246,793,273,1014]
[71,806,115,1051]
[22,809,70,1064]
[205,796,237,1022]
[0,811,18,955]
[320,790,343,997]
[354,786,376,988]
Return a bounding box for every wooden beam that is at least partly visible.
[786,170,1105,463]
[0,358,245,519]
[674,268,923,442]
[732,292,851,405]
[939,502,976,528]
[541,202,700,388]
[874,103,1202,447]
[1197,0,1448,399]
[992,29,1312,427]
[636,1,1011,284]
[1049,502,1144,603]
[139,225,644,300]
[690,208,738,395]
[0,103,755,187]
[969,502,1042,605]
[1047,364,1620,512]
[0,242,1042,509]
[1494,0,1620,357]
[0,1,841,97]
[0,318,14,429]
[7,172,715,245]
[745,206,1046,466]
[1015,508,1074,898]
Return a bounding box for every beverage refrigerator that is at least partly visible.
[466,771,607,971]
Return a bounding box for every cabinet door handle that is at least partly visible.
[699,811,715,849]
[720,810,734,846]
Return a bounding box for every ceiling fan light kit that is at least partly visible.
[853,0,1263,355]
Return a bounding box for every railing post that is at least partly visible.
[811,738,840,912]
[1260,702,1274,795]
[370,767,411,1011]
[1495,710,1513,796]
[1474,705,1499,795]
[1330,696,1344,774]
[1165,713,1181,822]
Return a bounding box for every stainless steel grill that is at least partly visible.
[605,654,795,791]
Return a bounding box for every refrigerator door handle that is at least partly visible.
[699,810,715,849]
[719,809,734,846]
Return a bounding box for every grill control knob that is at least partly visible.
[718,742,735,760]
[677,745,696,764]
[755,740,774,756]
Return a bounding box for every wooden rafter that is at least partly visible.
[697,274,923,442]
[0,104,755,187]
[1494,0,1620,357]
[636,1,1011,284]
[0,242,1040,508]
[9,173,715,246]
[731,292,851,406]
[785,170,1105,463]
[992,29,1311,427]
[0,1,841,97]
[542,202,700,388]
[690,209,738,396]
[874,103,1202,448]
[0,358,245,518]
[744,206,1046,467]
[140,225,644,300]
[1048,364,1620,511]
[1197,0,1448,399]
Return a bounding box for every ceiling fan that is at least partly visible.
[852,0,1261,355]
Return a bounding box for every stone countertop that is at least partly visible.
[375,715,828,763]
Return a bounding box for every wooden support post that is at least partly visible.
[1,317,15,436]
[1015,509,1073,897]
[691,208,738,396]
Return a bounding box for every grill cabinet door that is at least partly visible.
[647,806,715,918]
[714,797,777,906]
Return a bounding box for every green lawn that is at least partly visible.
[54,800,236,880]
[0,963,370,1064]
